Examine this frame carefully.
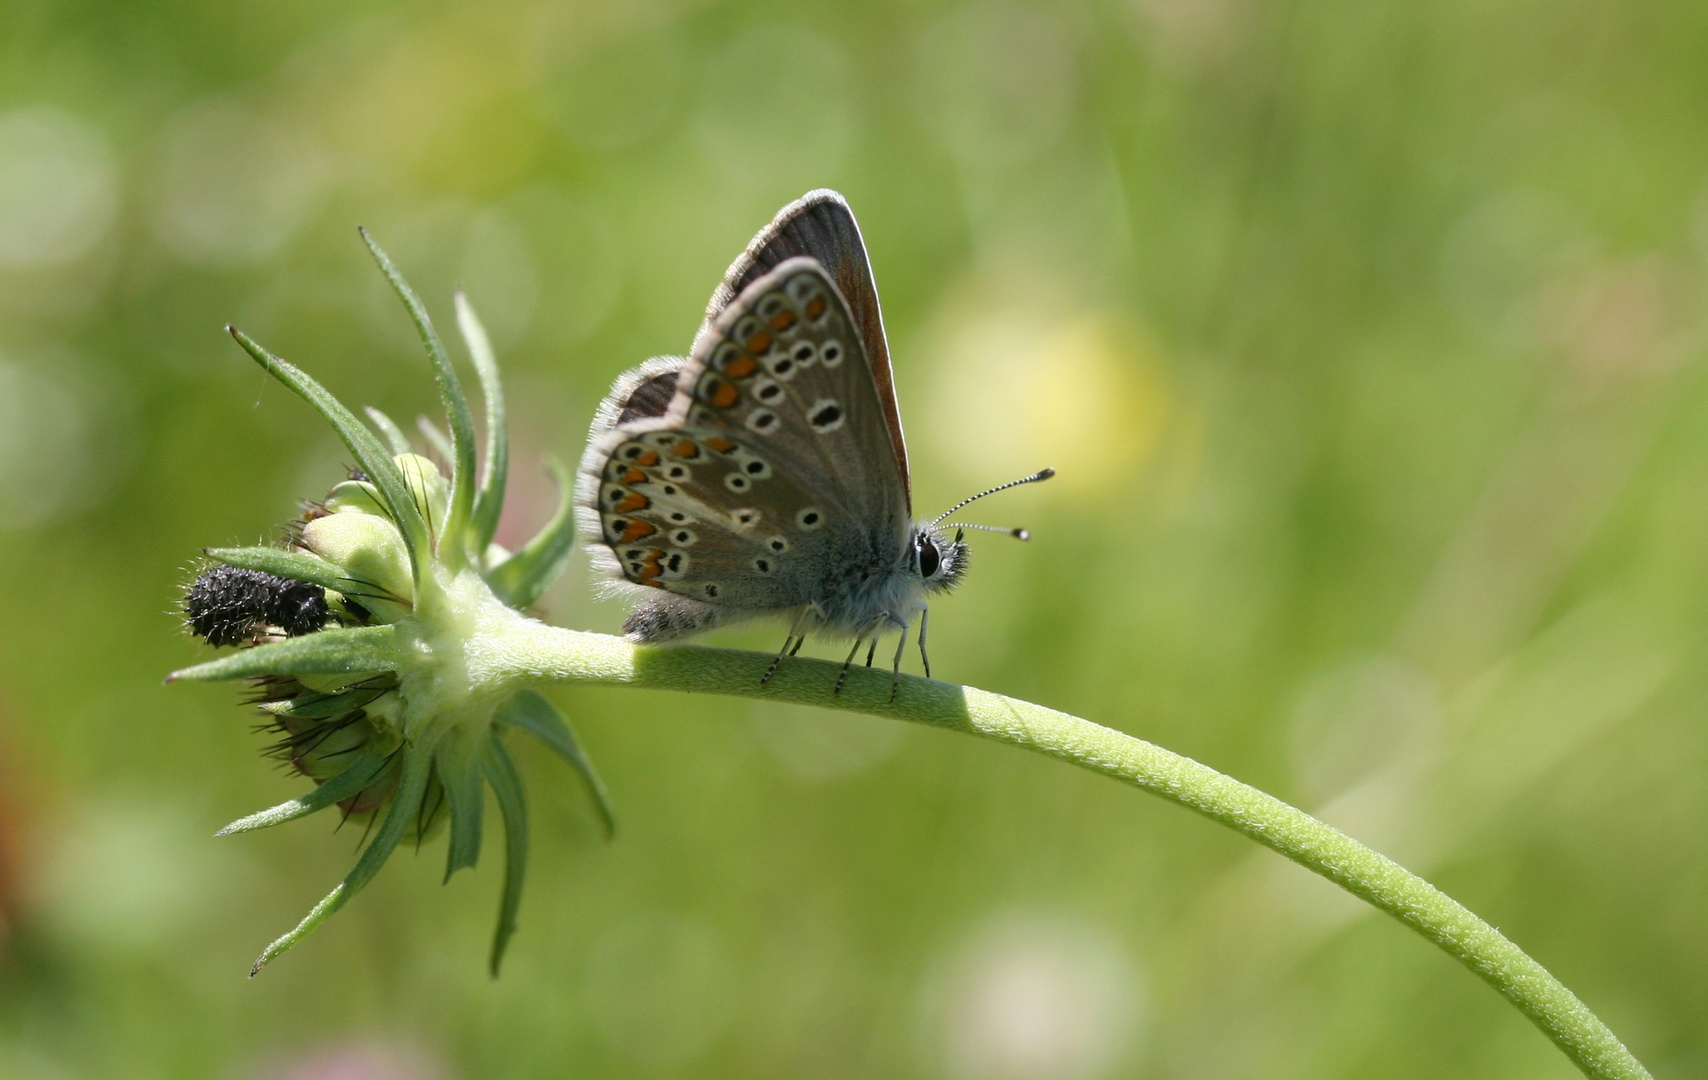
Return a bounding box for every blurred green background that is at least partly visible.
[1,0,1705,1077]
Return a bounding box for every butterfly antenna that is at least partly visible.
[930,468,1054,528]
[941,522,1032,541]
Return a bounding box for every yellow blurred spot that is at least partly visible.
[925,299,1171,494]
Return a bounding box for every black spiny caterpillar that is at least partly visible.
[184,564,330,646]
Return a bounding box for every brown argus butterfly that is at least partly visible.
[575,190,1051,696]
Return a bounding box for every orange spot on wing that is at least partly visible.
[744,331,772,354]
[620,519,656,543]
[671,440,700,459]
[635,450,660,467]
[770,310,796,331]
[724,355,758,378]
[615,492,649,513]
[621,468,648,485]
[705,437,736,453]
[711,382,739,408]
[805,296,826,319]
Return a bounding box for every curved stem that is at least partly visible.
[484,622,1650,1080]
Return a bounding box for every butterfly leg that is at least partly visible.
[888,621,910,703]
[917,605,931,680]
[864,638,878,667]
[761,635,796,686]
[834,636,866,697]
[761,610,814,686]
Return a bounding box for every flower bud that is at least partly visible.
[300,512,413,621]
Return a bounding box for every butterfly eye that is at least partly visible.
[918,538,941,579]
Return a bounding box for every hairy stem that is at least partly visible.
[485,621,1649,1080]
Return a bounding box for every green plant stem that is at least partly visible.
[485,621,1650,1080]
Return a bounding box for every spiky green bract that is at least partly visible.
[169,625,400,681]
[484,456,577,610]
[250,744,436,976]
[178,248,611,975]
[365,406,414,456]
[226,328,430,582]
[360,228,478,571]
[497,689,615,839]
[203,546,382,600]
[216,748,394,835]
[482,732,528,976]
[457,291,507,557]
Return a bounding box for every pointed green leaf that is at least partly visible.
[438,736,485,882]
[259,683,387,719]
[416,416,454,464]
[204,546,367,597]
[167,625,399,683]
[250,744,432,975]
[496,689,615,840]
[227,328,428,581]
[457,291,507,556]
[482,732,528,977]
[484,456,576,610]
[365,406,413,456]
[360,229,477,570]
[217,748,394,835]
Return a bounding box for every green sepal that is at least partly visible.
[167,625,400,683]
[227,328,430,581]
[438,735,485,882]
[204,546,360,596]
[365,406,413,456]
[496,689,615,840]
[484,456,577,611]
[259,683,388,720]
[360,229,477,571]
[217,748,395,835]
[457,291,508,557]
[417,416,454,464]
[395,453,451,543]
[324,478,387,517]
[250,744,434,976]
[481,731,528,977]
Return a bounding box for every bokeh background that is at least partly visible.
[1,0,1705,1077]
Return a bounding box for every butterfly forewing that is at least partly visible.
[699,190,910,508]
[579,259,910,619]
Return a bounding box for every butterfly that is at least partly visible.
[575,190,1051,696]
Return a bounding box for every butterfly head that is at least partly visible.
[912,524,970,593]
[915,467,1055,593]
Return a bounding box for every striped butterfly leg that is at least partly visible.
[833,636,865,697]
[917,605,931,680]
[888,619,911,703]
[761,609,815,686]
[834,614,894,697]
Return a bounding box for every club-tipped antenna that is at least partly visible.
[930,468,1054,528]
[941,522,1032,541]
